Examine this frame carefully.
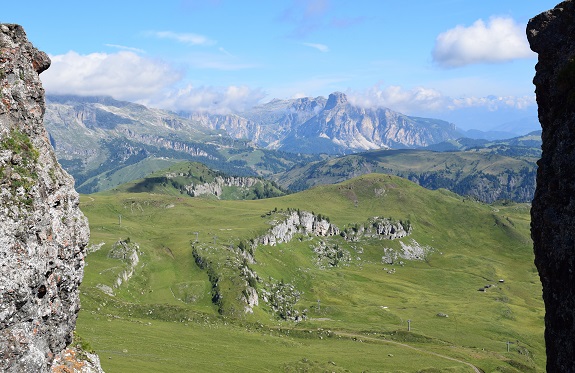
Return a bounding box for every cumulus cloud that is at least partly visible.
[348,85,449,113]
[151,85,266,114]
[302,42,329,52]
[449,95,536,111]
[347,85,535,114]
[41,51,265,113]
[432,17,535,68]
[41,51,183,102]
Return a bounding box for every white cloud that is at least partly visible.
[150,31,216,46]
[104,44,146,54]
[302,42,329,52]
[449,95,536,111]
[41,51,265,114]
[432,17,535,68]
[218,47,235,57]
[151,84,267,114]
[348,85,449,113]
[42,51,183,102]
[347,85,536,114]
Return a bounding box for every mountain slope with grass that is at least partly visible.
[273,147,538,203]
[77,173,543,372]
[44,95,324,194]
[112,161,285,200]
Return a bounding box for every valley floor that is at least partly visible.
[77,175,544,372]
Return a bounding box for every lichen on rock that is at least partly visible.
[0,24,100,372]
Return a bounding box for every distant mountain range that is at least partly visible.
[44,94,323,193]
[272,131,540,203]
[44,93,541,201]
[183,91,463,154]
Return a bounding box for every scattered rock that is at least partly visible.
[257,210,339,246]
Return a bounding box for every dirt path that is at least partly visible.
[334,331,482,373]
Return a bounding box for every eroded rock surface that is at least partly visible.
[257,210,339,246]
[0,24,99,372]
[528,2,575,371]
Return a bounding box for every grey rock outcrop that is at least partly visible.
[279,92,460,154]
[185,176,261,198]
[0,24,99,372]
[528,2,575,371]
[342,217,411,241]
[257,210,339,246]
[190,92,461,154]
[108,240,140,288]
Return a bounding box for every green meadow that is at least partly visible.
[77,173,544,372]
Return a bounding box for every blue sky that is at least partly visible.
[2,1,559,131]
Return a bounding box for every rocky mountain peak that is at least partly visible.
[528,1,575,371]
[324,91,348,110]
[0,24,101,372]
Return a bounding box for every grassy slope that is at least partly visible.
[109,161,284,200]
[79,157,186,193]
[273,149,537,200]
[77,174,543,372]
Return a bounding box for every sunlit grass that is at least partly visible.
[78,174,544,372]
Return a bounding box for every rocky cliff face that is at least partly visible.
[191,92,461,154]
[186,176,262,198]
[528,2,575,371]
[187,96,327,148]
[0,24,99,372]
[279,92,461,154]
[257,210,340,246]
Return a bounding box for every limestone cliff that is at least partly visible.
[528,2,575,371]
[185,176,265,198]
[257,210,340,246]
[0,24,100,372]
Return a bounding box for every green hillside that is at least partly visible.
[77,174,544,372]
[273,148,537,203]
[109,161,285,200]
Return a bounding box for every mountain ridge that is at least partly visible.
[44,93,541,200]
[272,133,539,203]
[182,91,463,154]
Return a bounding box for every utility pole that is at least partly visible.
[407,319,411,331]
[118,214,122,226]
[193,232,199,243]
[213,235,217,245]
[506,341,512,352]
[317,299,320,312]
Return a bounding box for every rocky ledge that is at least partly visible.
[528,1,575,371]
[0,24,101,372]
